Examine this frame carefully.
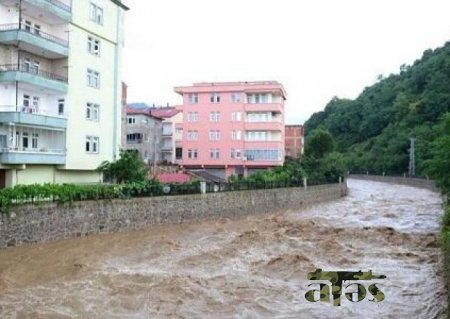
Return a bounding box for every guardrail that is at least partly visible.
[0,23,68,47]
[0,64,68,83]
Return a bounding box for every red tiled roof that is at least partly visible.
[150,107,182,119]
[156,173,192,184]
[126,107,163,120]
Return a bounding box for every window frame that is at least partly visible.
[86,102,100,121]
[85,136,99,154]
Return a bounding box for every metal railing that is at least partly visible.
[0,23,68,47]
[0,147,65,154]
[0,105,67,118]
[0,64,68,83]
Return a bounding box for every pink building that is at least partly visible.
[174,81,286,179]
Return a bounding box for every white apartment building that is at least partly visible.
[0,0,128,187]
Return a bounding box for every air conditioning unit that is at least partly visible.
[242,156,247,161]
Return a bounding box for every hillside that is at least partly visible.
[304,41,450,176]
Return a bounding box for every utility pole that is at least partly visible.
[409,137,416,177]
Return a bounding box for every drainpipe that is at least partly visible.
[15,0,22,111]
[112,6,121,160]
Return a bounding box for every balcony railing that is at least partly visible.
[0,105,67,118]
[43,0,72,12]
[0,23,68,47]
[0,147,65,154]
[0,64,68,83]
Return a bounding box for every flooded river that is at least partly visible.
[0,179,446,318]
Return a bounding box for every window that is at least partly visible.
[209,130,221,141]
[230,149,241,159]
[187,112,199,122]
[231,93,241,103]
[86,102,99,121]
[210,93,220,103]
[231,112,242,121]
[209,148,220,159]
[127,117,136,124]
[23,95,30,107]
[32,133,38,149]
[247,131,268,141]
[87,36,101,56]
[34,24,41,35]
[32,96,39,111]
[24,20,32,32]
[209,111,221,122]
[22,95,39,113]
[244,149,280,161]
[232,130,241,140]
[187,149,198,159]
[32,60,39,74]
[247,93,271,104]
[175,147,182,160]
[22,132,29,149]
[188,93,198,104]
[90,3,103,25]
[87,69,100,88]
[86,136,99,153]
[187,130,199,140]
[23,58,39,75]
[247,112,269,122]
[58,99,65,115]
[126,133,142,143]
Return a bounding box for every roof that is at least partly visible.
[110,0,129,10]
[156,173,192,184]
[174,81,287,99]
[150,107,182,119]
[188,170,227,183]
[126,107,162,120]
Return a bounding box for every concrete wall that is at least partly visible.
[0,182,347,249]
[349,174,438,192]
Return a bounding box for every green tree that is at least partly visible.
[305,129,335,158]
[97,150,148,183]
[425,113,450,193]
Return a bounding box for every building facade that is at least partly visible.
[0,0,128,188]
[149,107,182,164]
[125,108,162,166]
[285,125,304,158]
[175,81,286,179]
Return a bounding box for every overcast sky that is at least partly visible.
[122,0,450,124]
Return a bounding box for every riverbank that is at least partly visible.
[0,182,347,249]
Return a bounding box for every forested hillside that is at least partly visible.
[304,41,450,176]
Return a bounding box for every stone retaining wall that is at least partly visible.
[349,174,438,192]
[0,182,347,249]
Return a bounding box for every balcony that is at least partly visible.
[23,0,72,22]
[244,103,283,113]
[244,121,283,131]
[0,64,68,93]
[0,148,65,165]
[0,106,67,129]
[0,24,68,59]
[162,130,173,137]
[161,145,173,152]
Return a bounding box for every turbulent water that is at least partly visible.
[0,179,446,318]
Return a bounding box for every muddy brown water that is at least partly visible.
[0,179,446,318]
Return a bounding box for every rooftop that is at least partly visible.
[174,81,287,99]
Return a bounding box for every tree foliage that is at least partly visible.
[97,150,148,183]
[304,41,450,176]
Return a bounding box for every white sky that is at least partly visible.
[122,0,450,124]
